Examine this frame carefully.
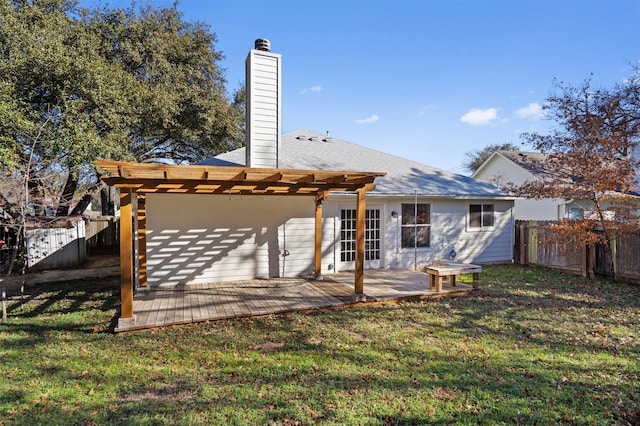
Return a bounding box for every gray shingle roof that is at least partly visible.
[200,130,508,198]
[496,150,552,178]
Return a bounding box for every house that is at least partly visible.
[98,39,514,328]
[472,150,578,220]
[141,39,514,287]
[473,150,640,221]
[196,129,515,279]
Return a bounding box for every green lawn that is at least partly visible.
[1,265,639,425]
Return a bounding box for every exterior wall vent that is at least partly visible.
[254,38,271,52]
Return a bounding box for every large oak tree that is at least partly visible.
[0,0,243,219]
[464,142,521,174]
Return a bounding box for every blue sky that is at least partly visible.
[89,0,639,174]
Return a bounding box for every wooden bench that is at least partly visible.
[425,260,482,292]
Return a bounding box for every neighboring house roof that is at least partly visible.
[201,130,510,199]
[473,150,552,183]
[494,151,550,178]
[474,150,640,197]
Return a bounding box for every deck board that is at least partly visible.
[116,270,477,332]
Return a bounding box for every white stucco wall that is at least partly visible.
[145,193,514,286]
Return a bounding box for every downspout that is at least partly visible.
[395,208,399,266]
[414,189,417,271]
[281,222,287,277]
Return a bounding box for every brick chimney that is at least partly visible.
[245,38,281,168]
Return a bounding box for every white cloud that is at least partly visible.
[300,85,322,95]
[354,114,379,124]
[460,108,500,126]
[515,102,544,120]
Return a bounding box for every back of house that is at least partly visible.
[142,41,515,286]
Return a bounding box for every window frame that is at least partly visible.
[468,203,495,230]
[400,203,431,249]
[340,208,381,262]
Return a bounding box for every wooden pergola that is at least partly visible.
[96,160,385,327]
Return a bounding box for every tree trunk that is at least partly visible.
[55,170,79,216]
[2,225,22,321]
[100,186,116,216]
[27,177,46,216]
[69,181,104,216]
[598,230,618,282]
[606,236,617,282]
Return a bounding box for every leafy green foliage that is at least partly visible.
[1,265,639,424]
[0,0,243,218]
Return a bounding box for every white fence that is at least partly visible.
[25,218,87,271]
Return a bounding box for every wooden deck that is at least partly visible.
[115,269,477,332]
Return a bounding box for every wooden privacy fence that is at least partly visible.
[86,216,119,255]
[514,220,640,282]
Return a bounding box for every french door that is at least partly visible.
[339,208,381,270]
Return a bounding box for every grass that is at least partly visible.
[1,265,639,425]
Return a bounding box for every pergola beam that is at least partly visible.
[101,178,372,196]
[96,160,382,187]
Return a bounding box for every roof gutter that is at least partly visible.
[328,191,517,200]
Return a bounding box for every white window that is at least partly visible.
[340,209,381,262]
[401,203,430,248]
[568,207,584,220]
[469,204,494,229]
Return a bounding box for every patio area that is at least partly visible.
[115,269,477,332]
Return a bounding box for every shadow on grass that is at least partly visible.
[2,275,120,335]
[100,306,635,425]
[445,265,640,354]
[2,265,639,424]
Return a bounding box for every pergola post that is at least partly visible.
[353,187,367,302]
[314,196,323,279]
[137,195,148,288]
[118,188,136,328]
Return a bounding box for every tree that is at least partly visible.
[0,0,244,219]
[464,143,521,173]
[510,71,640,281]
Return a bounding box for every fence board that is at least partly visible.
[616,233,640,280]
[86,216,119,254]
[513,220,639,282]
